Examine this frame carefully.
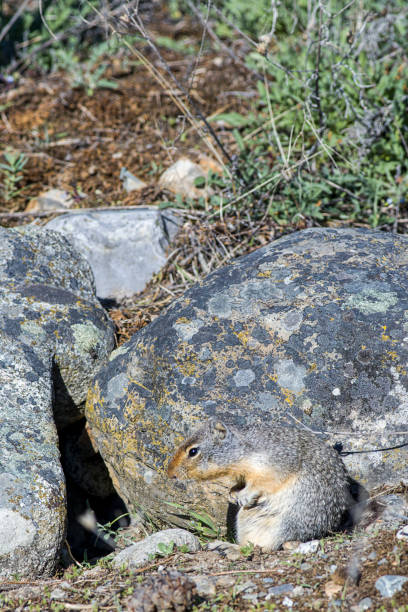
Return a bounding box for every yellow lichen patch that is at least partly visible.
[176,316,191,324]
[174,346,198,376]
[280,387,295,406]
[308,362,317,372]
[234,330,250,346]
[381,325,390,341]
[86,381,105,417]
[129,379,149,393]
[257,270,272,278]
[395,364,407,376]
[386,350,399,361]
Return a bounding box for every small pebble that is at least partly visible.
[262,577,274,584]
[396,525,408,541]
[375,575,408,597]
[283,596,294,607]
[292,586,304,597]
[234,581,255,595]
[367,551,377,560]
[300,562,312,570]
[242,594,258,603]
[49,588,68,600]
[191,575,216,598]
[377,558,387,565]
[266,583,294,597]
[293,539,320,554]
[351,597,373,612]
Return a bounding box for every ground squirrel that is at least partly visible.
[167,419,358,551]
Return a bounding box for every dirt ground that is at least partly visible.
[0,505,407,611]
[1,8,407,612]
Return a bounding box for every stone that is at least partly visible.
[233,580,256,595]
[191,575,217,598]
[86,228,408,528]
[26,188,74,213]
[375,575,408,597]
[112,528,200,569]
[351,597,373,612]
[396,524,408,541]
[266,584,294,598]
[291,539,320,554]
[379,494,408,527]
[0,227,114,578]
[324,580,343,598]
[46,208,179,300]
[49,587,69,600]
[120,167,147,193]
[206,540,241,561]
[282,596,294,607]
[159,157,213,199]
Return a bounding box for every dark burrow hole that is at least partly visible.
[58,417,130,565]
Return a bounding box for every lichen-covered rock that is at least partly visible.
[0,226,115,428]
[0,333,65,578]
[113,528,200,569]
[0,227,115,578]
[86,228,408,529]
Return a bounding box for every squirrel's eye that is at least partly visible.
[188,447,199,457]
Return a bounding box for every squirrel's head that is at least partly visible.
[167,419,233,481]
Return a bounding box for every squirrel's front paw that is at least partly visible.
[229,487,260,508]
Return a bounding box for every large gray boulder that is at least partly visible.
[0,227,115,577]
[86,228,408,530]
[46,208,179,300]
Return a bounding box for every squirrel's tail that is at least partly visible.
[340,476,383,531]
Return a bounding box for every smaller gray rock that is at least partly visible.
[242,594,258,603]
[206,540,241,561]
[282,596,294,607]
[291,539,320,554]
[191,575,216,598]
[375,575,408,597]
[266,584,294,597]
[112,528,200,569]
[351,597,373,612]
[49,587,69,600]
[379,495,408,526]
[233,580,256,595]
[292,586,305,597]
[396,524,408,541]
[46,208,179,299]
[120,167,147,192]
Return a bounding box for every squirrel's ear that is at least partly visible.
[210,420,228,441]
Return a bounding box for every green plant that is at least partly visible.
[156,541,175,556]
[0,149,28,202]
[167,0,408,232]
[240,541,254,557]
[165,501,220,541]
